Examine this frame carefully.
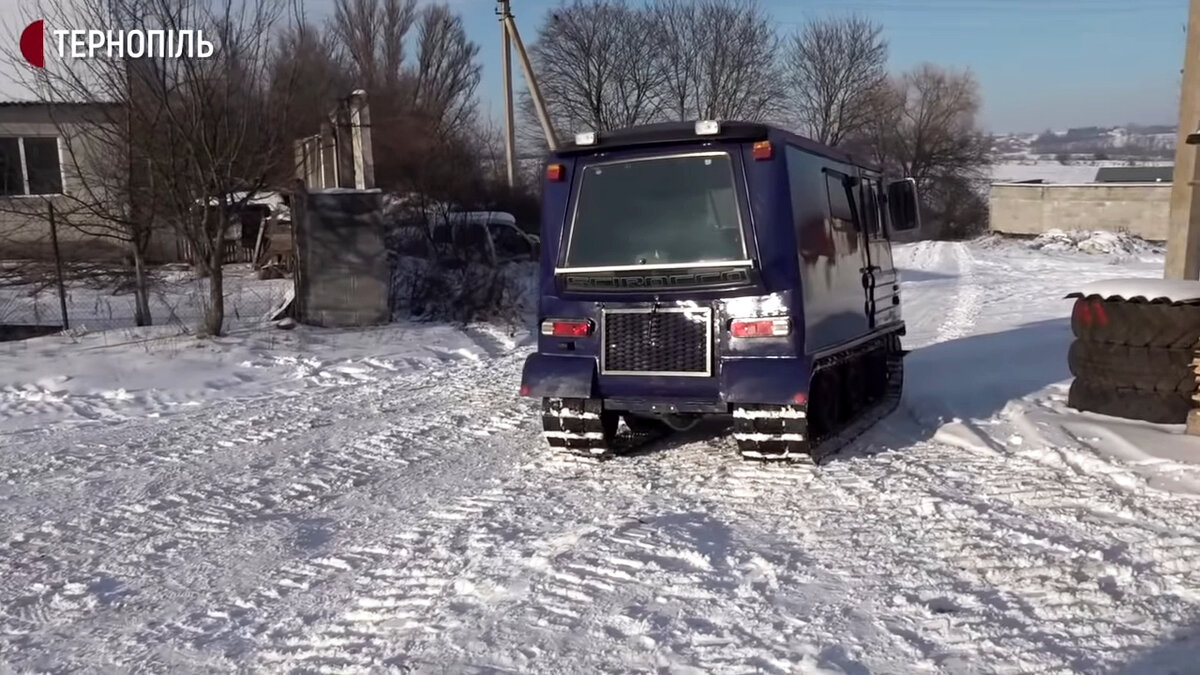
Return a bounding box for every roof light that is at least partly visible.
[574,131,597,146]
[695,120,721,136]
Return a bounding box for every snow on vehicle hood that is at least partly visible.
[1066,278,1200,304]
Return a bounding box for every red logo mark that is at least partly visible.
[20,20,45,68]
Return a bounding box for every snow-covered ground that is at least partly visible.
[2,239,1200,672]
[989,160,1173,184]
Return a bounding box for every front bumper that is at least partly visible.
[519,353,812,407]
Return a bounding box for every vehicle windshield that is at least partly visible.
[563,153,747,268]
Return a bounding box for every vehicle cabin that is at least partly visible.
[520,119,920,463]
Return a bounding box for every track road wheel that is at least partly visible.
[541,397,619,458]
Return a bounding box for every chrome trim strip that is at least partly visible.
[556,259,754,274]
[599,307,713,377]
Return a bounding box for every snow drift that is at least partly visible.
[1026,228,1164,257]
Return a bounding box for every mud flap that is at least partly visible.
[721,358,812,406]
[520,353,596,399]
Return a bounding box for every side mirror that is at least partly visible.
[886,178,921,232]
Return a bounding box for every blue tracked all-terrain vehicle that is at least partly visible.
[519,120,921,462]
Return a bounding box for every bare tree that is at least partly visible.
[784,14,888,146]
[153,0,308,334]
[330,0,416,95]
[410,4,482,137]
[651,0,785,122]
[326,0,480,191]
[5,0,311,335]
[3,0,191,326]
[270,22,351,143]
[524,0,667,139]
[868,63,993,239]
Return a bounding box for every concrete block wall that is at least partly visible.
[292,188,390,327]
[989,183,1171,241]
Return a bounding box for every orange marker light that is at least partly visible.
[752,141,773,161]
[546,163,565,181]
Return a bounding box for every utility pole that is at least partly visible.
[499,0,516,188]
[497,0,559,168]
[1167,0,1200,279]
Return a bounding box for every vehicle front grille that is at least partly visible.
[601,308,712,376]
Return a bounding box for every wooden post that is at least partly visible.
[500,0,516,188]
[1166,0,1200,280]
[47,202,70,331]
[500,1,558,152]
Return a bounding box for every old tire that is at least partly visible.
[1067,340,1195,394]
[1142,303,1200,349]
[1071,298,1126,344]
[1068,378,1194,425]
[1073,298,1200,348]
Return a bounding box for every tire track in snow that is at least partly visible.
[246,486,524,671]
[933,242,982,343]
[238,447,776,673]
[114,375,536,668]
[0,354,538,659]
[631,419,1200,672]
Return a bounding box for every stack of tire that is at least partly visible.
[1068,295,1200,424]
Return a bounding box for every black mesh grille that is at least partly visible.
[602,310,710,374]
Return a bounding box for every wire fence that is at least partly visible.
[0,261,292,340]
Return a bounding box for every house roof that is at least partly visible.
[1094,166,1174,183]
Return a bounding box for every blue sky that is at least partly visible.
[0,0,1188,133]
[444,0,1190,134]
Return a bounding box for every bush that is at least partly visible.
[390,255,535,326]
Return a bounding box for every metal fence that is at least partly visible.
[0,261,292,339]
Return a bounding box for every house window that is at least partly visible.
[0,137,63,196]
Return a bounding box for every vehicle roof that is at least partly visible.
[553,120,880,173]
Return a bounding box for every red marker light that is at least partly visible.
[540,318,592,337]
[546,164,565,182]
[752,141,773,161]
[730,317,790,338]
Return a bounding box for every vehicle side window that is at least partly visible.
[824,172,854,232]
[863,180,882,238]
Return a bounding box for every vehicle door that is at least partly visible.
[854,175,899,329]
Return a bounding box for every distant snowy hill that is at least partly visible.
[992,125,1176,162]
[988,124,1177,183]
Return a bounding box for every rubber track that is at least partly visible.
[735,332,904,464]
[541,332,904,463]
[540,397,618,457]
